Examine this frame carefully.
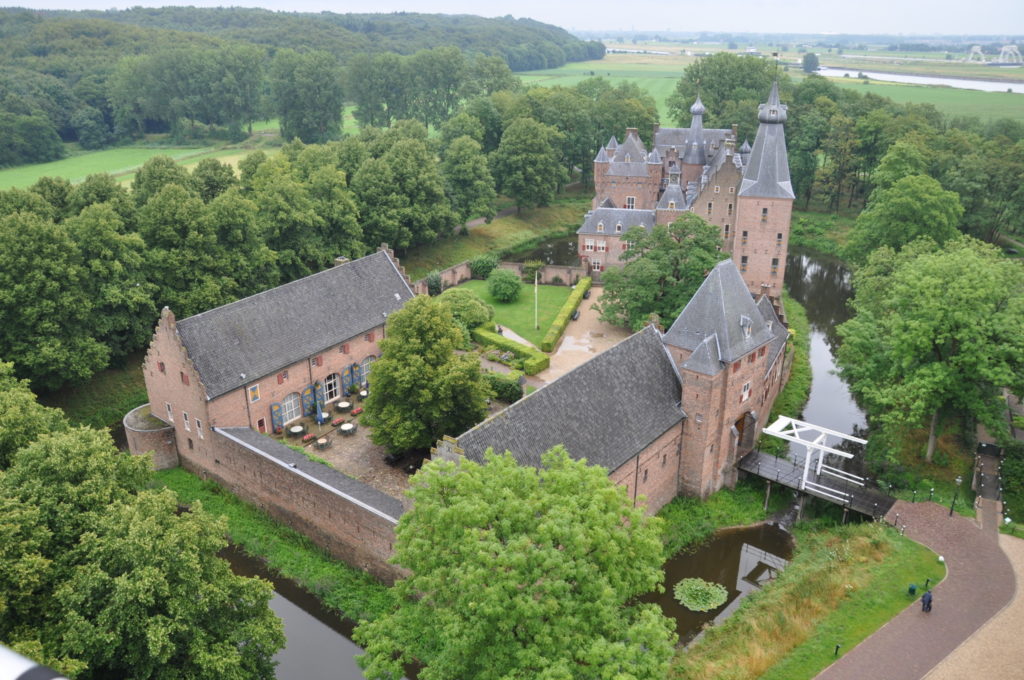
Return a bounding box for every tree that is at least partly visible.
[845,174,963,263]
[269,50,345,143]
[487,268,522,303]
[490,117,566,214]
[801,53,820,73]
[0,361,68,469]
[354,448,677,680]
[0,427,284,678]
[132,155,193,207]
[437,287,494,329]
[362,295,490,454]
[837,237,1024,462]
[596,214,727,331]
[441,135,497,224]
[191,157,238,202]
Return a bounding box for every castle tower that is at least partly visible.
[681,96,706,186]
[733,82,794,299]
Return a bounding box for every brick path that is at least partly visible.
[815,500,1014,680]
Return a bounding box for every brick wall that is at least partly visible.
[693,159,743,246]
[123,404,178,470]
[593,165,662,210]
[412,261,473,295]
[733,196,793,297]
[608,422,684,513]
[182,430,403,583]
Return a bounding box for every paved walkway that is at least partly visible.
[815,500,1015,680]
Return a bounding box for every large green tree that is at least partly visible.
[490,117,566,214]
[362,295,489,454]
[441,135,497,225]
[596,214,727,331]
[0,361,68,469]
[269,49,345,143]
[837,237,1024,462]
[354,447,677,680]
[845,174,963,263]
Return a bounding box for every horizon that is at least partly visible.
[10,1,1024,38]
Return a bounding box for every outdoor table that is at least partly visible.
[339,423,355,436]
[316,438,328,450]
[358,390,368,400]
[336,401,351,412]
[289,425,304,436]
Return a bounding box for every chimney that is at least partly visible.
[731,123,738,139]
[626,127,639,140]
[334,256,350,267]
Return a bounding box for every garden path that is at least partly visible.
[815,500,1014,680]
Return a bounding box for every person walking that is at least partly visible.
[921,590,933,613]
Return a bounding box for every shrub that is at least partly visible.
[425,270,443,296]
[540,277,592,352]
[521,259,544,282]
[471,325,549,375]
[438,287,493,328]
[485,371,524,403]
[469,254,499,279]
[674,578,729,612]
[487,268,522,303]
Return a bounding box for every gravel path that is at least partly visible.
[815,500,1015,680]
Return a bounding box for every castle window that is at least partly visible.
[592,260,602,272]
[361,355,377,380]
[183,412,190,431]
[776,232,783,245]
[625,154,631,162]
[662,454,667,467]
[277,370,288,385]
[668,201,676,210]
[732,361,741,373]
[596,221,604,233]
[729,186,735,194]
[727,203,733,216]
[724,224,730,237]
[741,382,751,403]
[643,468,649,483]
[324,373,341,402]
[180,371,189,386]
[280,392,302,424]
[626,196,636,209]
[615,222,622,232]
[257,418,266,433]
[248,385,260,403]
[188,438,193,450]
[622,242,629,251]
[585,238,595,252]
[364,331,375,343]
[157,361,165,373]
[759,346,767,357]
[748,351,755,363]
[165,402,173,422]
[761,207,769,220]
[311,355,323,368]
[706,202,713,215]
[341,343,350,354]
[714,185,720,193]
[741,255,748,272]
[196,418,204,439]
[597,240,606,253]
[771,257,779,275]
[741,230,748,245]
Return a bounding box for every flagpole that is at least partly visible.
[534,270,539,330]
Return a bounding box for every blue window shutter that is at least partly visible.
[301,385,316,416]
[270,403,284,433]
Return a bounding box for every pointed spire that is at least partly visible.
[606,135,618,150]
[690,94,706,118]
[647,147,662,164]
[757,81,788,124]
[594,146,609,163]
[738,83,793,200]
[740,139,752,154]
[682,95,705,166]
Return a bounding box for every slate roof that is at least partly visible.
[456,326,684,472]
[577,208,656,235]
[657,182,688,210]
[606,162,651,177]
[757,296,789,371]
[663,259,776,366]
[681,335,722,376]
[612,131,647,163]
[738,83,794,200]
[216,427,405,520]
[177,250,414,400]
[594,146,609,163]
[654,127,732,165]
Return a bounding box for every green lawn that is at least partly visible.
[457,279,571,347]
[37,352,148,429]
[818,76,1024,122]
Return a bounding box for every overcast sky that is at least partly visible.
[15,0,1024,36]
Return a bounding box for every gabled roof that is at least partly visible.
[654,127,732,164]
[738,83,794,200]
[577,207,656,235]
[456,326,684,472]
[177,250,414,399]
[594,146,609,163]
[606,135,618,150]
[757,296,789,372]
[681,335,721,375]
[606,162,652,177]
[663,259,775,365]
[612,131,647,163]
[657,182,688,210]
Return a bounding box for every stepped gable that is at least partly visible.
[456,326,684,471]
[176,250,414,399]
[577,207,656,235]
[738,82,794,200]
[757,296,789,370]
[663,259,775,365]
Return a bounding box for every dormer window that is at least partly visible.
[668,201,676,210]
[770,108,778,116]
[596,221,604,233]
[625,154,631,162]
[615,222,622,233]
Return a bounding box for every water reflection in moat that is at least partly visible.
[644,524,792,645]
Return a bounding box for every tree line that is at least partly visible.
[0,8,603,165]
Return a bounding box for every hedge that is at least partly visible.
[540,277,592,352]
[471,325,550,375]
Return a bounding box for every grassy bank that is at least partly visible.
[154,467,393,623]
[672,521,944,680]
[400,194,589,280]
[790,210,855,256]
[456,280,571,347]
[38,353,148,429]
[759,291,811,456]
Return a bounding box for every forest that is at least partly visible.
[0,7,604,165]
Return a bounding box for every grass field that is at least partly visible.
[456,279,571,347]
[37,352,148,429]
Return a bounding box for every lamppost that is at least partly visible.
[949,475,963,517]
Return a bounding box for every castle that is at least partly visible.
[126,83,794,578]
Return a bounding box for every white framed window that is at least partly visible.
[729,186,735,193]
[727,203,733,216]
[741,382,751,402]
[280,392,302,424]
[165,403,173,422]
[771,257,779,275]
[668,201,676,209]
[360,355,376,382]
[248,384,260,403]
[706,202,713,215]
[741,230,748,245]
[585,238,595,252]
[596,221,604,233]
[740,255,748,272]
[324,373,341,402]
[615,222,622,233]
[626,196,635,209]
[196,418,204,439]
[714,185,721,193]
[592,260,602,272]
[597,240,606,253]
[183,412,190,432]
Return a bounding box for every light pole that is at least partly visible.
[949,475,963,517]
